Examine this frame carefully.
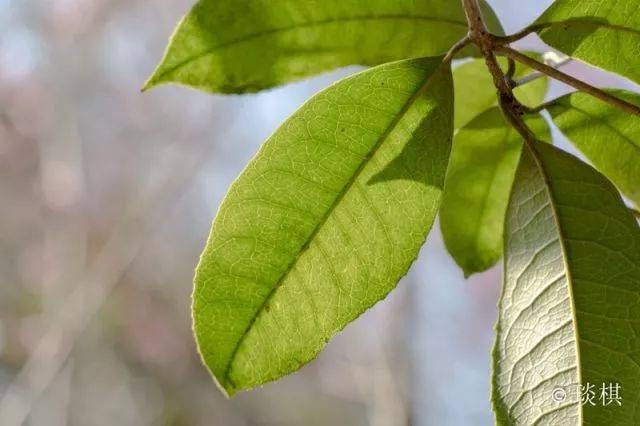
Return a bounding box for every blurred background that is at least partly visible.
[1,0,637,424]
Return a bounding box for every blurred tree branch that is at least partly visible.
[0,143,216,425]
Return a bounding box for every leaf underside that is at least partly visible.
[440,108,550,276]
[535,0,640,85]
[193,57,453,396]
[549,90,640,207]
[493,141,640,425]
[144,0,501,94]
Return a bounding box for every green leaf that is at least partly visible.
[548,90,640,207]
[493,141,640,425]
[193,57,453,396]
[440,108,550,276]
[535,0,640,85]
[453,55,548,129]
[144,0,502,94]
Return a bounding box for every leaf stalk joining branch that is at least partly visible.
[461,0,536,144]
[459,0,640,136]
[496,46,640,118]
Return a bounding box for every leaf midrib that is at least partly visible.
[523,142,584,423]
[537,19,640,38]
[149,14,465,84]
[221,61,447,388]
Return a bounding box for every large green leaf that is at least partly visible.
[144,0,501,94]
[548,90,640,207]
[193,57,453,396]
[535,0,640,85]
[493,141,640,425]
[453,55,548,129]
[440,108,550,276]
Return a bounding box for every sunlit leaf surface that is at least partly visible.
[193,57,453,395]
[145,0,501,93]
[549,90,640,207]
[440,108,549,276]
[536,0,640,85]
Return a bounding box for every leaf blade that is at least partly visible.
[193,57,453,395]
[145,0,502,93]
[535,0,640,85]
[548,90,640,207]
[440,108,550,276]
[493,141,640,425]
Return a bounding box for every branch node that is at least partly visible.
[461,0,536,142]
[497,45,640,118]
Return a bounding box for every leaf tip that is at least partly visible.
[460,259,495,278]
[461,264,481,279]
[217,382,236,399]
[203,360,238,398]
[141,70,164,93]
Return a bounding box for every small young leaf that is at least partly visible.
[144,0,501,94]
[535,0,640,85]
[193,57,453,396]
[548,90,640,207]
[493,141,640,425]
[440,108,550,276]
[453,55,548,129]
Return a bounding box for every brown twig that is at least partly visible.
[505,57,516,85]
[496,46,640,117]
[443,36,471,64]
[461,0,536,143]
[462,0,509,94]
[492,24,548,44]
[456,3,640,121]
[514,55,571,87]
